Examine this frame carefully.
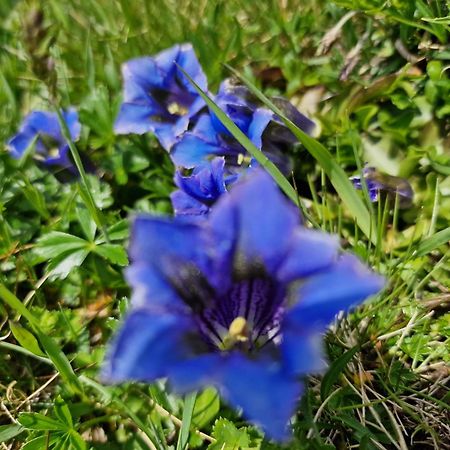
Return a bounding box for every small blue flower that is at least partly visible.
[103,171,384,440]
[114,43,207,150]
[170,80,315,175]
[7,108,81,172]
[351,166,414,208]
[170,157,232,219]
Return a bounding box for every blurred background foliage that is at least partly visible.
[0,0,449,449]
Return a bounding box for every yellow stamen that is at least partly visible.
[228,316,249,342]
[237,153,252,166]
[167,102,188,116]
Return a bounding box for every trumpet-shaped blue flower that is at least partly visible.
[351,166,413,208]
[114,43,207,150]
[103,171,384,440]
[170,80,315,175]
[7,109,80,172]
[170,157,231,219]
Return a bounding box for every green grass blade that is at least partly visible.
[79,376,162,448]
[0,283,83,396]
[54,107,110,243]
[36,331,84,396]
[0,284,38,326]
[176,66,301,207]
[415,227,450,257]
[321,345,359,401]
[176,392,197,450]
[225,65,376,243]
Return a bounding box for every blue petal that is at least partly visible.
[154,116,190,151]
[7,109,80,162]
[210,97,252,136]
[247,108,273,148]
[44,144,72,168]
[115,101,187,148]
[126,262,186,310]
[170,132,222,168]
[287,254,385,330]
[122,55,173,101]
[175,43,208,93]
[209,170,300,274]
[25,111,62,140]
[170,190,210,218]
[130,216,206,261]
[114,103,155,135]
[102,309,192,383]
[118,44,207,145]
[280,328,327,376]
[190,114,218,141]
[174,157,226,203]
[152,44,181,81]
[221,353,301,440]
[276,229,339,282]
[271,96,316,137]
[62,108,81,141]
[168,354,224,393]
[7,130,35,158]
[128,216,212,308]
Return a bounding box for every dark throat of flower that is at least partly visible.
[169,264,285,354]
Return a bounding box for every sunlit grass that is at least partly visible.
[0,0,449,448]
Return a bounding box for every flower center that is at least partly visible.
[191,277,285,353]
[167,101,188,116]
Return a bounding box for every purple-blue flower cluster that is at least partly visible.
[6,42,386,441]
[113,46,315,218]
[102,42,385,441]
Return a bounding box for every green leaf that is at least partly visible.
[54,396,73,427]
[106,219,129,241]
[55,108,111,244]
[36,330,84,396]
[0,285,82,395]
[225,66,376,243]
[77,204,97,241]
[20,177,49,219]
[18,412,65,431]
[0,424,24,442]
[68,430,87,450]
[422,15,450,24]
[192,387,220,428]
[415,227,450,257]
[22,434,61,450]
[177,391,197,450]
[47,248,90,279]
[177,66,301,208]
[94,243,128,266]
[35,232,88,260]
[9,321,45,357]
[209,418,252,450]
[0,284,38,326]
[321,345,359,401]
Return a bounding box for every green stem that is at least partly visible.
[53,106,110,243]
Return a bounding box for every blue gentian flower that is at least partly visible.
[170,80,315,175]
[351,166,414,208]
[103,171,384,440]
[114,43,207,150]
[7,108,80,172]
[170,157,231,219]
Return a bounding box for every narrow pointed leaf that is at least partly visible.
[225,66,376,243]
[177,65,301,207]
